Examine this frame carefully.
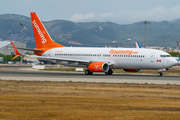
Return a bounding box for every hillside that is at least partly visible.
[0,14,180,49]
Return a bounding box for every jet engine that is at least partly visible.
[123,69,142,72]
[88,62,109,72]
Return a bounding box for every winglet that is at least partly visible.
[10,41,22,60]
[136,42,141,48]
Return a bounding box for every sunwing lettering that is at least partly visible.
[109,49,138,55]
[32,20,47,44]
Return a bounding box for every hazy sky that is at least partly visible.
[1,0,180,24]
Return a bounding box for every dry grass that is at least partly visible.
[1,80,180,119]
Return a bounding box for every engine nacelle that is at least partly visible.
[88,62,109,72]
[123,69,142,72]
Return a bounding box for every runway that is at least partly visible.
[0,65,180,85]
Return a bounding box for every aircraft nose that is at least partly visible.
[169,58,178,67]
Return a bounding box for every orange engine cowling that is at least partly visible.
[123,69,142,72]
[88,62,109,72]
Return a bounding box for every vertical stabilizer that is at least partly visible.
[30,12,65,49]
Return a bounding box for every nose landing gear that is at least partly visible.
[157,68,168,76]
[158,72,163,76]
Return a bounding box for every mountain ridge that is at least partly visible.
[0,13,180,49]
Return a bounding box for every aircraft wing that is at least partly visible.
[26,55,90,64]
[25,55,113,66]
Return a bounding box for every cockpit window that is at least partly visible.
[160,55,171,58]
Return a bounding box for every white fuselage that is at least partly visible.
[42,47,177,70]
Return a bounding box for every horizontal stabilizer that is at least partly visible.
[10,41,23,60]
[17,47,42,52]
[11,55,20,60]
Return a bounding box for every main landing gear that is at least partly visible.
[85,69,113,75]
[105,69,113,75]
[85,70,93,75]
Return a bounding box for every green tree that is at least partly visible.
[169,52,179,57]
[0,54,21,63]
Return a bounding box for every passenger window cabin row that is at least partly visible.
[55,53,145,58]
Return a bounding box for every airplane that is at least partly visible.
[10,12,177,76]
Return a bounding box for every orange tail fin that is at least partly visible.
[30,12,65,49]
[10,41,22,60]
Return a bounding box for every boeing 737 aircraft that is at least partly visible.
[11,12,177,76]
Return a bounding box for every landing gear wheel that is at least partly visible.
[85,70,93,75]
[158,72,163,76]
[105,69,113,75]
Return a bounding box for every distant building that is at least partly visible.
[148,46,164,51]
[146,46,169,51]
[0,57,4,61]
[174,49,180,53]
[166,47,173,52]
[0,41,26,55]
